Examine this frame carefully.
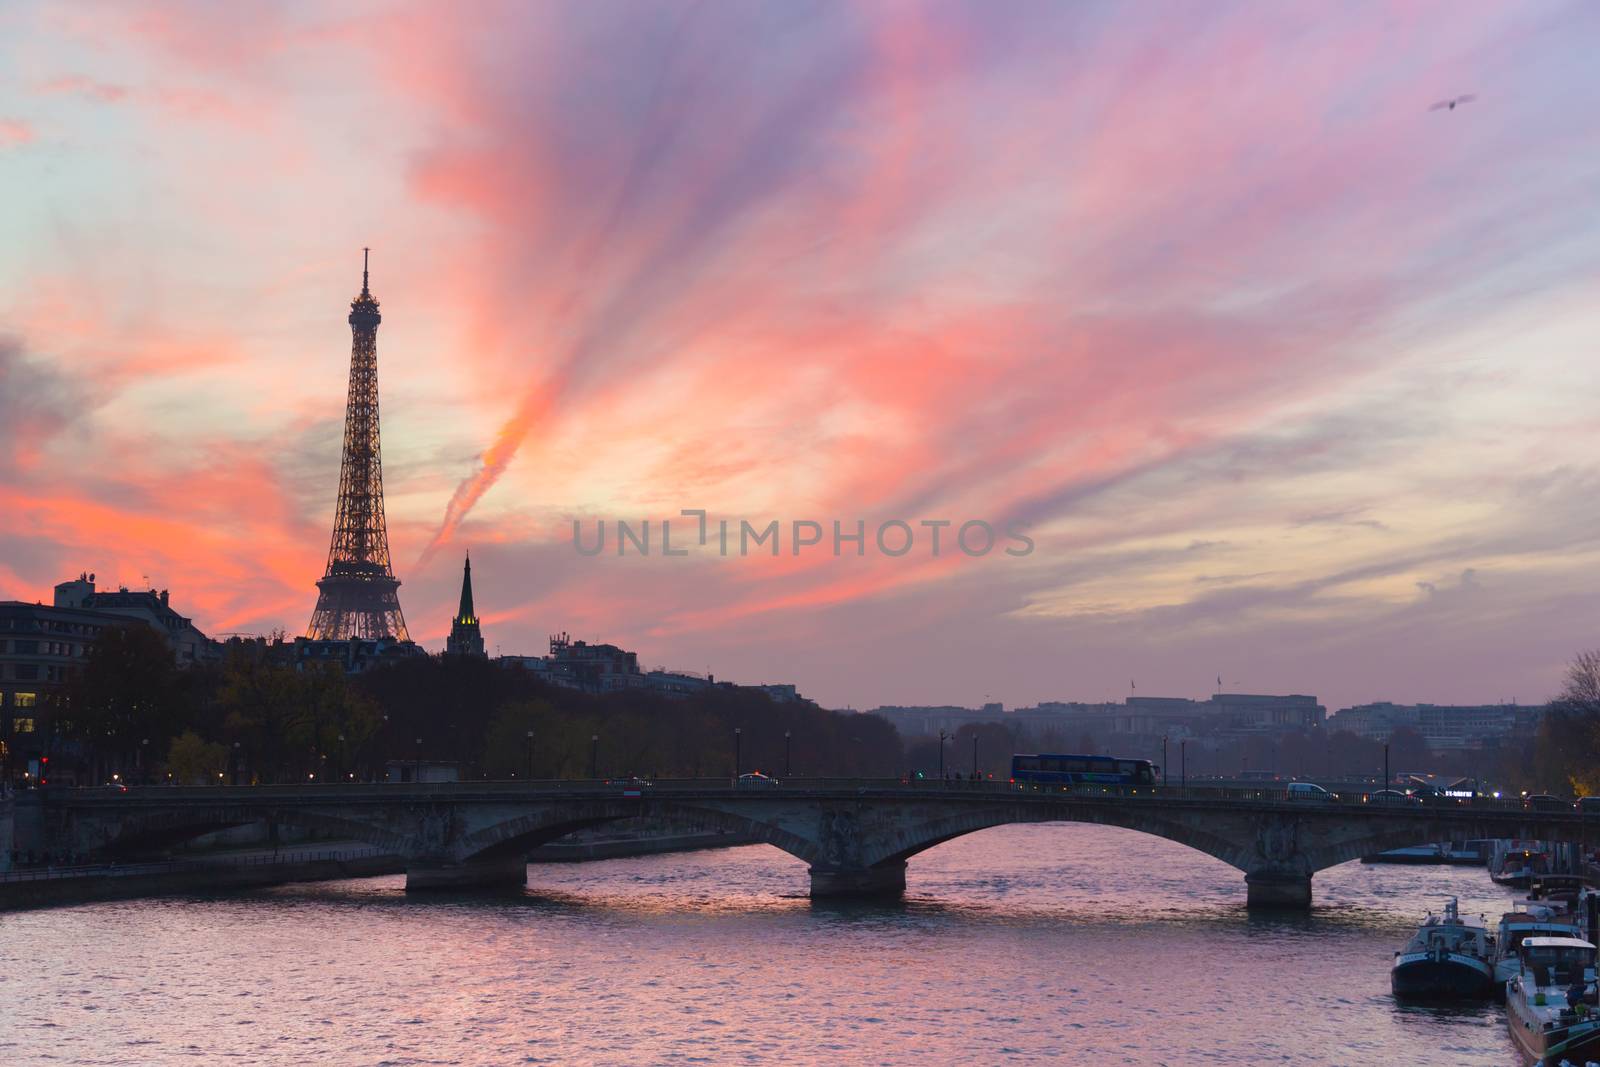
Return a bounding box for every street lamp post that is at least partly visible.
[938,730,947,780]
[784,731,792,777]
[525,730,534,780]
[414,738,423,784]
[337,734,346,782]
[590,734,599,779]
[972,733,979,779]
[1180,740,1187,791]
[734,728,742,779]
[231,741,241,786]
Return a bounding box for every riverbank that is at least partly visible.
[0,849,402,910]
[0,825,761,910]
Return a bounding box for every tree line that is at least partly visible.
[39,625,1600,794]
[47,624,905,784]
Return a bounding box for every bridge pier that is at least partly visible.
[1244,869,1312,910]
[808,860,906,899]
[405,856,528,892]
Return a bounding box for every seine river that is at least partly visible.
[1,825,1526,1065]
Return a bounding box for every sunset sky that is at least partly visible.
[4,1,1600,713]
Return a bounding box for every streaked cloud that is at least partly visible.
[2,0,1599,711]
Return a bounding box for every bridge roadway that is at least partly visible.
[47,780,1600,908]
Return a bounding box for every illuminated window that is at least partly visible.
[13,717,35,733]
[15,692,37,708]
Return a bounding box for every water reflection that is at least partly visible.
[0,823,1529,1066]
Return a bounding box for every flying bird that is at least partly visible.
[1429,94,1476,112]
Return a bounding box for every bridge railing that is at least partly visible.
[52,777,1600,818]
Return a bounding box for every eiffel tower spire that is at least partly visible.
[306,250,409,641]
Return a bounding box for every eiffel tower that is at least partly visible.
[306,249,410,641]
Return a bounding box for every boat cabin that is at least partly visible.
[1519,936,1597,992]
[1412,914,1488,952]
[1500,912,1581,955]
[1529,875,1586,908]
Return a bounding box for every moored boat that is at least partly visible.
[1494,911,1583,985]
[1391,898,1496,1000]
[1504,936,1600,1065]
[1492,844,1550,888]
[1525,874,1586,912]
[1362,844,1450,865]
[1361,840,1495,866]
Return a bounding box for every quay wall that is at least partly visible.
[0,825,761,911]
[0,795,12,872]
[0,853,402,911]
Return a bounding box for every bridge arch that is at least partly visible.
[857,802,1260,873]
[82,804,415,858]
[1298,824,1482,874]
[450,799,821,867]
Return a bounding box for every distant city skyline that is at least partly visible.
[4,2,1600,715]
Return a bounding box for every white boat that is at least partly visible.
[1504,935,1600,1065]
[1495,910,1583,985]
[1391,898,1496,1000]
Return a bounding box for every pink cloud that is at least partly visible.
[37,75,130,102]
[0,119,34,147]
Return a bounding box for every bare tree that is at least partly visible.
[1538,650,1600,796]
[1562,649,1600,707]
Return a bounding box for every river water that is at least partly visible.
[0,825,1532,1065]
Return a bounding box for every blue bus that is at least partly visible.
[1011,753,1157,787]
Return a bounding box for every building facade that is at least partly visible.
[1,574,216,782]
[873,692,1325,745]
[51,575,213,665]
[498,637,809,704]
[290,636,426,674]
[1328,702,1543,750]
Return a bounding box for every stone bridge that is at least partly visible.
[44,781,1600,907]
